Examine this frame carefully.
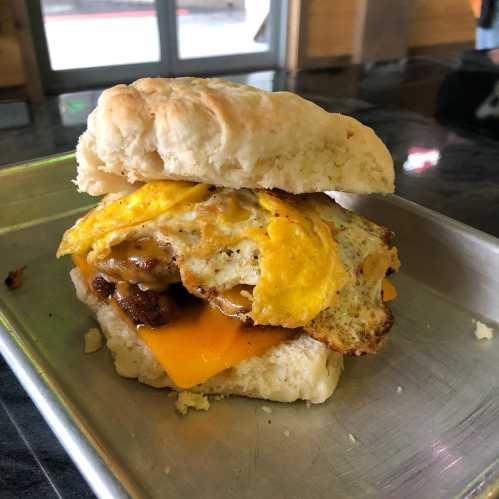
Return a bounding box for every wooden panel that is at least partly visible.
[306,0,357,58]
[0,0,25,88]
[0,38,25,87]
[409,0,475,47]
[8,0,44,103]
[353,0,411,64]
[286,0,475,70]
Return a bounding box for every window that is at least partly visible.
[176,1,271,59]
[40,0,161,70]
[29,1,287,91]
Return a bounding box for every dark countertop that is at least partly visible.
[1,55,499,497]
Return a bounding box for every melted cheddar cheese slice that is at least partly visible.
[137,305,295,388]
[74,255,295,388]
[382,279,397,302]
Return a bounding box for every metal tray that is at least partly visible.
[1,154,498,499]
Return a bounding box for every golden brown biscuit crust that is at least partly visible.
[76,77,394,196]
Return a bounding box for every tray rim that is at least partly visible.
[0,151,76,176]
[0,310,131,499]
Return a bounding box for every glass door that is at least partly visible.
[41,0,161,70]
[29,0,166,90]
[177,2,272,59]
[170,0,283,74]
[29,0,286,91]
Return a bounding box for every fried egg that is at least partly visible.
[58,180,399,353]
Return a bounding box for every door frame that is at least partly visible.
[28,0,288,92]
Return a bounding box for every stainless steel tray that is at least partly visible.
[1,154,498,499]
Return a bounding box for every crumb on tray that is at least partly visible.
[261,405,272,414]
[283,430,291,438]
[84,328,103,353]
[473,320,494,340]
[348,433,358,444]
[175,392,210,415]
[4,266,27,290]
[212,394,227,401]
[396,386,403,394]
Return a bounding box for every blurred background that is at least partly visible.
[2,0,498,146]
[1,1,497,142]
[0,1,488,108]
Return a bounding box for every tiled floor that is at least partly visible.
[1,49,499,497]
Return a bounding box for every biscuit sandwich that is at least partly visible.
[57,77,400,404]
